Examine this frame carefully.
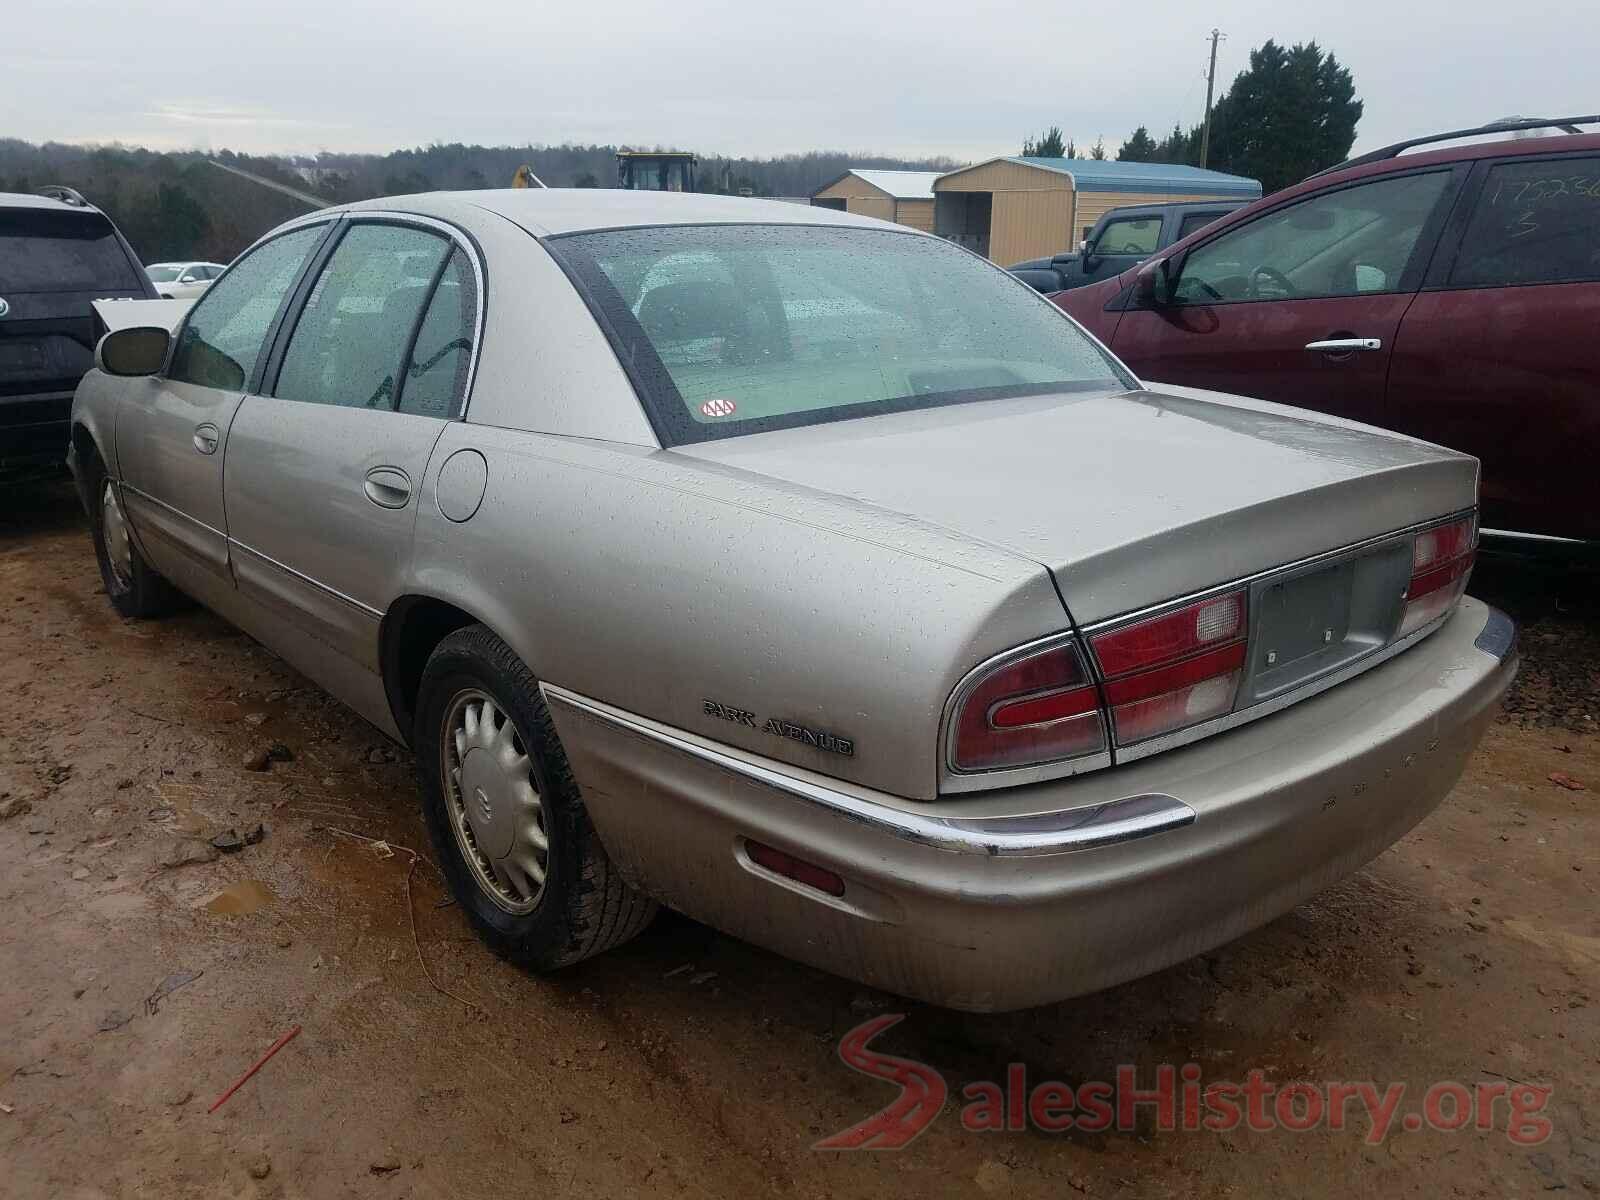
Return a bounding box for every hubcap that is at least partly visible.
[101,480,134,591]
[441,690,548,914]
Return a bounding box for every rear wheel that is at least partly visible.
[413,624,657,970]
[86,451,181,619]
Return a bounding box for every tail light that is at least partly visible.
[1090,589,1248,744]
[1399,515,1476,638]
[950,638,1105,771]
[946,514,1474,781]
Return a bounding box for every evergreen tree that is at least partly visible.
[1021,126,1066,157]
[1117,126,1158,162]
[1203,40,1362,189]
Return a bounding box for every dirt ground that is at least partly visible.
[1,481,1596,1199]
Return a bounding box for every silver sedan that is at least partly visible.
[70,191,1515,1011]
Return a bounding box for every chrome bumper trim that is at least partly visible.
[1474,606,1517,661]
[542,685,1195,857]
[1479,527,1589,545]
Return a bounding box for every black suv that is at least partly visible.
[1,187,155,480]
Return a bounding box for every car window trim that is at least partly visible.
[158,218,339,386]
[257,212,487,418]
[1150,164,1465,309]
[1423,148,1600,291]
[253,217,349,396]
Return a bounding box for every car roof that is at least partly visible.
[1336,128,1600,178]
[0,191,105,214]
[336,188,902,236]
[1101,199,1245,217]
[1140,129,1600,269]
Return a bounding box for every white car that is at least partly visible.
[144,261,226,300]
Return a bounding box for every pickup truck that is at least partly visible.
[1009,199,1247,293]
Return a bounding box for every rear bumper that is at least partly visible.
[545,598,1516,1011]
[0,390,72,478]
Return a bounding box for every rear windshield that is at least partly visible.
[550,224,1134,444]
[0,209,144,294]
[145,265,182,282]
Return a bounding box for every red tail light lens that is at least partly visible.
[1400,516,1476,637]
[1090,588,1248,745]
[951,640,1105,771]
[947,512,1474,783]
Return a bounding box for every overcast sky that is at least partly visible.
[4,0,1593,162]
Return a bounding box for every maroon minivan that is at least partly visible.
[1052,117,1600,546]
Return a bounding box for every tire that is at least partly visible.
[84,448,182,619]
[414,624,657,970]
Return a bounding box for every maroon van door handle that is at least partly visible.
[1305,337,1382,352]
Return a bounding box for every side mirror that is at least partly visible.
[1134,258,1171,306]
[179,273,198,283]
[96,326,170,377]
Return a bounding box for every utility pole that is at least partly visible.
[1199,28,1225,168]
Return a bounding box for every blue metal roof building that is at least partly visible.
[1011,157,1262,198]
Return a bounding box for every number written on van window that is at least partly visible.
[1453,158,1600,286]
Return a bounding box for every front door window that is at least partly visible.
[167,225,325,391]
[1173,172,1451,304]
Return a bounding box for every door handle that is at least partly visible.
[192,423,219,455]
[1305,337,1382,353]
[363,466,412,510]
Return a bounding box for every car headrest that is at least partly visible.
[637,280,748,343]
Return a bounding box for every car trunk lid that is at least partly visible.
[673,385,1478,626]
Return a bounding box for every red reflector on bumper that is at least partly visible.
[745,840,846,897]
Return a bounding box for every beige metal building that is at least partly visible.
[933,157,1261,265]
[810,169,939,232]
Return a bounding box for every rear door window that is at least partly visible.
[0,209,143,293]
[1449,157,1600,287]
[396,248,476,418]
[273,223,451,410]
[1177,211,1226,241]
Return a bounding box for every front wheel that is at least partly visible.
[86,452,181,619]
[413,625,657,970]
